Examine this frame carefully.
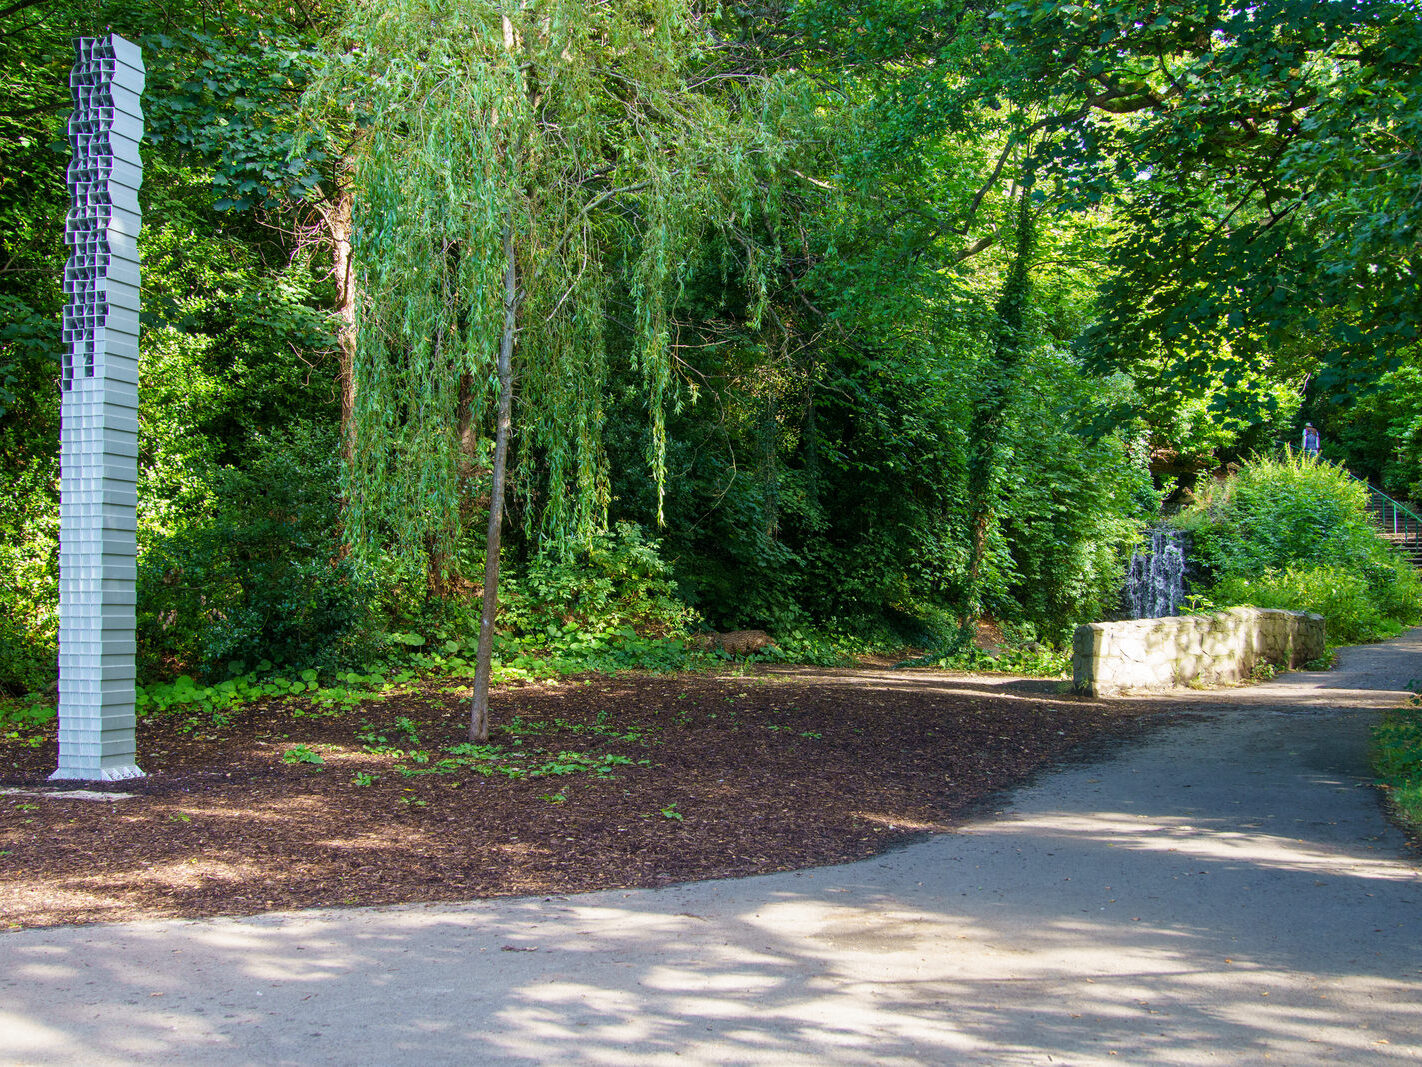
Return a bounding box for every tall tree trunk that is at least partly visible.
[962,190,1036,625]
[470,222,518,742]
[330,181,358,462]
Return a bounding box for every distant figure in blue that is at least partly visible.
[1302,422,1321,456]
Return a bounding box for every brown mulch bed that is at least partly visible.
[0,665,1164,930]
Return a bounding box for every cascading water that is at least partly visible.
[1125,528,1188,619]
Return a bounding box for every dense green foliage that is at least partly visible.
[982,0,1422,397]
[1311,362,1422,502]
[1173,454,1422,643]
[3,0,1420,702]
[136,425,385,675]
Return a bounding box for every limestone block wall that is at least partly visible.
[1073,607,1325,697]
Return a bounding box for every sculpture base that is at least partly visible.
[49,764,145,782]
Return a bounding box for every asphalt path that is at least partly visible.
[4,632,1421,1065]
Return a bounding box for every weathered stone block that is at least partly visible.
[1073,608,1326,697]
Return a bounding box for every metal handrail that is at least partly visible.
[1346,472,1422,536]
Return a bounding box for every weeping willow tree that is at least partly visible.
[304,0,785,739]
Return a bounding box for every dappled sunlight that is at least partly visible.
[763,665,1074,700]
[0,1010,85,1059]
[152,793,335,823]
[68,857,269,891]
[0,790,454,927]
[7,632,1422,1063]
[1,884,152,926]
[5,858,1421,1064]
[549,904,719,941]
[1179,683,1414,710]
[492,987,660,1052]
[991,811,1422,882]
[311,833,404,852]
[850,812,950,832]
[638,966,784,998]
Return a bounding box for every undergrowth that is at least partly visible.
[897,623,1070,677]
[0,525,1068,746]
[0,627,789,744]
[0,611,1070,746]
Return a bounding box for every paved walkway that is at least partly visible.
[4,634,1422,1065]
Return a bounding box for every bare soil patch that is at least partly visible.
[0,666,1162,930]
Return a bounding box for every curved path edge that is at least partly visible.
[3,632,1422,1065]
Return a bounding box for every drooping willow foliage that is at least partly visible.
[303,0,789,575]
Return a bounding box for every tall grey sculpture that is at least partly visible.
[52,35,145,781]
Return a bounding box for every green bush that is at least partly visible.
[1175,452,1422,643]
[138,424,390,677]
[0,615,53,697]
[1174,451,1385,577]
[0,449,60,696]
[501,522,700,642]
[1208,566,1393,644]
[359,523,709,679]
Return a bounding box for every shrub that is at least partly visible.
[1176,452,1422,643]
[1209,566,1391,644]
[1173,451,1385,579]
[0,453,60,695]
[370,523,707,678]
[138,424,389,678]
[500,521,700,642]
[0,615,53,697]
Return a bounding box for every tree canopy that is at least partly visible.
[976,0,1422,402]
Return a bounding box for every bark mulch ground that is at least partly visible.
[0,665,1165,930]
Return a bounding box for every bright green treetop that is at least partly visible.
[305,0,787,570]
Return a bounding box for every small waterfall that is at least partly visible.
[1125,528,1188,619]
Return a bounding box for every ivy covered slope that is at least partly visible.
[3,0,1420,705]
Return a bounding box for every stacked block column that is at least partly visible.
[53,35,144,781]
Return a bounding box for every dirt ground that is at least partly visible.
[0,665,1163,930]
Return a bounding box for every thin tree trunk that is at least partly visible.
[469,13,531,741]
[470,222,518,742]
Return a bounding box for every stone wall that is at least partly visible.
[1073,607,1325,697]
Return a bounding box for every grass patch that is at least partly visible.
[1373,691,1422,837]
